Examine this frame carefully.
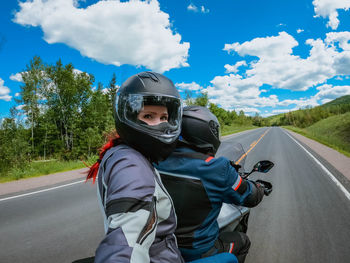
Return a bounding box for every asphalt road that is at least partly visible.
[1,127,349,263]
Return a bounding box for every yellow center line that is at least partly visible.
[236,128,270,164]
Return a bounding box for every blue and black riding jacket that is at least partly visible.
[154,147,263,261]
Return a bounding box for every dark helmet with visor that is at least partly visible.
[180,105,221,155]
[114,72,182,162]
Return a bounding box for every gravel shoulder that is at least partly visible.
[1,128,349,196]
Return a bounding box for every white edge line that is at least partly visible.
[284,130,350,201]
[0,179,86,202]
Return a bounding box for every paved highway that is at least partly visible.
[1,127,349,262]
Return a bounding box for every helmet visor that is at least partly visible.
[116,93,182,142]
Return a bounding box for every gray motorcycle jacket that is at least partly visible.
[95,144,184,263]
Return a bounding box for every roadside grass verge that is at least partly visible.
[1,125,259,183]
[0,156,97,183]
[221,124,257,136]
[283,112,350,157]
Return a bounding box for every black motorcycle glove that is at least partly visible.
[230,161,241,172]
[242,180,265,207]
[256,179,273,196]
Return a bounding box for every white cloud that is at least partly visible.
[200,6,210,13]
[14,0,189,72]
[313,0,350,29]
[235,107,260,114]
[73,68,83,75]
[206,31,350,112]
[15,93,20,97]
[314,84,350,102]
[224,61,247,73]
[176,82,202,91]
[16,105,25,110]
[0,78,12,101]
[187,3,209,13]
[203,74,279,111]
[278,97,319,108]
[272,109,293,114]
[10,72,23,82]
[297,28,304,33]
[187,3,198,12]
[223,31,350,91]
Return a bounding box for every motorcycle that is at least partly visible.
[73,143,273,263]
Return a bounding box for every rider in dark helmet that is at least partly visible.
[155,105,265,263]
[86,72,184,263]
[114,71,183,162]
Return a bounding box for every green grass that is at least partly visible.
[221,124,257,136]
[0,156,97,183]
[1,125,259,183]
[283,112,350,157]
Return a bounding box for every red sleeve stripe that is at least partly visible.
[233,176,242,191]
[205,156,214,162]
[229,242,235,253]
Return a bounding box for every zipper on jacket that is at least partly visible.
[137,196,158,245]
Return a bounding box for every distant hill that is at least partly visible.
[321,95,350,108]
[267,95,350,125]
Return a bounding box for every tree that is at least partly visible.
[43,60,94,155]
[107,73,118,110]
[184,90,195,106]
[17,56,45,155]
[0,107,30,174]
[194,92,209,107]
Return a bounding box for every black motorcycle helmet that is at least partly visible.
[114,71,182,162]
[180,105,221,155]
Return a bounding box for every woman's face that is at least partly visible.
[137,105,169,126]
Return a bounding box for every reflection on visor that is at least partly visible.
[116,93,182,127]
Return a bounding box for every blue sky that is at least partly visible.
[1,0,350,119]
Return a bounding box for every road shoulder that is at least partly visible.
[0,168,88,197]
[284,129,350,182]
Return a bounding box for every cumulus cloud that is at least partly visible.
[314,84,350,103]
[235,107,260,114]
[187,3,209,13]
[176,82,202,91]
[14,0,189,72]
[0,78,12,101]
[203,74,279,111]
[297,28,304,33]
[224,61,247,73]
[10,72,23,82]
[313,0,350,29]
[206,31,350,112]
[272,109,293,114]
[223,31,350,91]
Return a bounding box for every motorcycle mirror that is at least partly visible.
[252,160,274,173]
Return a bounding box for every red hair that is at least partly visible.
[86,132,121,184]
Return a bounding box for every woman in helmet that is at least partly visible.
[155,106,266,263]
[86,72,184,263]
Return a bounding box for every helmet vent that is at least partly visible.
[209,120,219,138]
[138,72,159,82]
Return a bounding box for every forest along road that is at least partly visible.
[1,127,349,263]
